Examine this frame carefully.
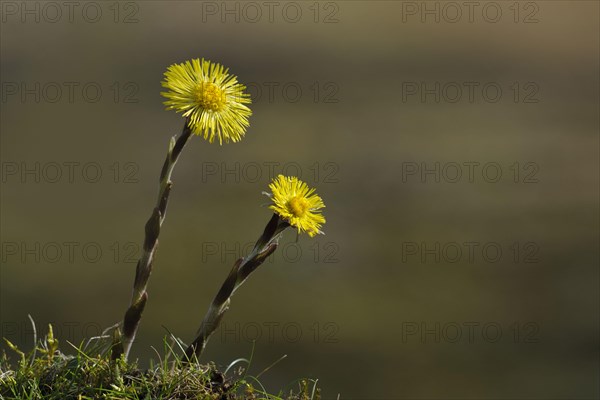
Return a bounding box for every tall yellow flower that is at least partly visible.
[268,175,326,237]
[161,58,252,144]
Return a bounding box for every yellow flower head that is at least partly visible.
[161,58,252,144]
[268,175,326,237]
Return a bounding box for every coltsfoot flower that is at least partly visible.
[161,58,252,144]
[268,175,326,237]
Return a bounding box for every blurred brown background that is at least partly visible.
[1,1,598,398]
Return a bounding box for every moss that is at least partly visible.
[0,332,320,400]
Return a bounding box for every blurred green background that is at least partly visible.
[1,1,598,398]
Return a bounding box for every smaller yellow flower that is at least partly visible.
[161,58,252,144]
[268,175,326,237]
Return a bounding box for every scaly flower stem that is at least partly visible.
[113,120,193,361]
[183,214,289,362]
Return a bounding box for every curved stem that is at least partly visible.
[183,214,289,362]
[113,120,193,360]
